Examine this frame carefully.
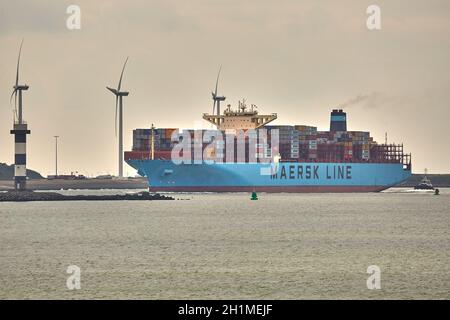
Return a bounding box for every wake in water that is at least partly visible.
[384,187,436,194]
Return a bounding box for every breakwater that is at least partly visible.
[0,190,174,202]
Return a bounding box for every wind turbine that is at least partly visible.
[211,66,226,116]
[107,57,129,178]
[10,39,31,191]
[10,39,29,124]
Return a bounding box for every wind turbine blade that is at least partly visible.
[117,57,129,91]
[214,65,222,96]
[10,89,18,104]
[10,39,23,109]
[14,93,18,120]
[212,92,216,114]
[115,96,118,137]
[211,65,222,115]
[15,39,24,88]
[106,87,118,95]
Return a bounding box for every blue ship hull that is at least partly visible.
[126,160,411,192]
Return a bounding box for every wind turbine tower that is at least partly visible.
[107,57,129,178]
[10,40,31,191]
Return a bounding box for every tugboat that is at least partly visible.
[414,169,434,190]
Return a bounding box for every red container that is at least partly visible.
[124,151,150,160]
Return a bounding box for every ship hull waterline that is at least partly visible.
[126,159,411,193]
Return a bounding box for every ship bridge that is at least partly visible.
[203,101,277,130]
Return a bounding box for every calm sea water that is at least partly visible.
[0,188,449,299]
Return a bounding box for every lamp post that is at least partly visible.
[54,136,59,177]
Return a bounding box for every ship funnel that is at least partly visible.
[330,109,347,131]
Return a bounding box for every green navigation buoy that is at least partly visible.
[251,191,258,200]
[434,188,440,195]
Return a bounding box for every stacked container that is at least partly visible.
[294,125,317,135]
[343,141,353,161]
[129,120,395,164]
[266,126,295,160]
[361,143,370,160]
[307,135,318,160]
[290,130,299,159]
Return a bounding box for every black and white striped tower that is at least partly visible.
[9,40,31,191]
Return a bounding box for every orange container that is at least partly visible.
[165,128,177,139]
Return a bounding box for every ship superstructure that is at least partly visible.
[202,100,277,130]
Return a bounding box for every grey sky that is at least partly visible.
[1,0,449,176]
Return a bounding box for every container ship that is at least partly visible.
[125,103,412,192]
